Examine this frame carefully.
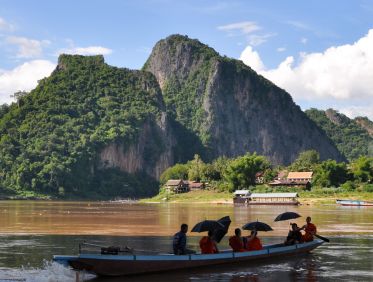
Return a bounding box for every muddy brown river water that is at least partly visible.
[0,201,372,281]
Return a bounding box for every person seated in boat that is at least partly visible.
[244,230,263,251]
[229,228,246,252]
[284,223,303,245]
[301,216,317,242]
[199,230,219,254]
[173,223,195,255]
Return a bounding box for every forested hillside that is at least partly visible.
[305,108,372,160]
[0,35,364,199]
[0,55,172,198]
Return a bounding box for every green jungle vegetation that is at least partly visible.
[0,46,372,201]
[151,150,373,202]
[0,55,162,199]
[305,108,372,161]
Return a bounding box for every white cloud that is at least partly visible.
[217,21,260,35]
[240,29,373,120]
[6,36,50,58]
[286,20,310,31]
[239,46,264,72]
[339,105,373,120]
[0,17,14,31]
[59,46,112,56]
[0,60,55,104]
[301,37,308,44]
[247,33,275,46]
[277,47,286,52]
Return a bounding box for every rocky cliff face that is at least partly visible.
[354,117,373,137]
[98,113,175,179]
[145,35,345,165]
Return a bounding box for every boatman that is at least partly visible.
[284,223,303,245]
[173,223,195,255]
[229,228,246,252]
[199,230,219,254]
[301,216,317,242]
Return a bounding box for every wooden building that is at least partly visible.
[164,179,189,194]
[287,172,313,182]
[269,171,313,189]
[188,181,205,191]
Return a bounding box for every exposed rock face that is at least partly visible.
[325,109,350,125]
[99,114,175,179]
[355,117,373,137]
[145,35,345,165]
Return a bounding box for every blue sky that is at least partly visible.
[1,0,373,119]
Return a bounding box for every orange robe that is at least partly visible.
[245,237,263,251]
[199,236,218,254]
[229,236,245,252]
[302,223,317,242]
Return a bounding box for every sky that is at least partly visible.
[1,0,373,119]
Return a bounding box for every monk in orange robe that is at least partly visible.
[199,230,219,254]
[301,216,317,242]
[244,230,263,251]
[229,228,246,252]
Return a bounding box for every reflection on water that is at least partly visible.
[1,201,373,236]
[0,201,372,281]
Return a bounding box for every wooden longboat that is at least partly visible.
[336,199,373,206]
[53,240,323,277]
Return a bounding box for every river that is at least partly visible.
[0,201,372,281]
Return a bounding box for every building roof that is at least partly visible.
[287,172,313,179]
[255,172,264,177]
[277,170,288,179]
[250,193,298,198]
[165,179,184,186]
[268,179,310,185]
[234,190,251,196]
[189,182,204,188]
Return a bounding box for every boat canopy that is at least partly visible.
[234,190,250,196]
[250,193,298,198]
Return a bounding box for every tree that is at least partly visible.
[187,154,206,182]
[350,156,373,183]
[160,163,189,184]
[313,160,349,187]
[224,153,270,191]
[289,150,320,171]
[203,157,231,181]
[10,90,28,107]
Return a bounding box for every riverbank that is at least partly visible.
[141,189,373,205]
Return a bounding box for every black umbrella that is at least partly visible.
[191,220,225,233]
[213,216,231,243]
[242,221,273,232]
[274,212,301,222]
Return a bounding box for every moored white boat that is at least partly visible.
[336,199,373,206]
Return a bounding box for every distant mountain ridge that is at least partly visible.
[0,35,355,198]
[305,108,373,160]
[144,35,344,165]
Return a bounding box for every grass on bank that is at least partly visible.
[142,184,373,204]
[141,189,232,203]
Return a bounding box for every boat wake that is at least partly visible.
[0,260,95,282]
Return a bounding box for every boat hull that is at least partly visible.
[54,240,323,277]
[336,199,373,206]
